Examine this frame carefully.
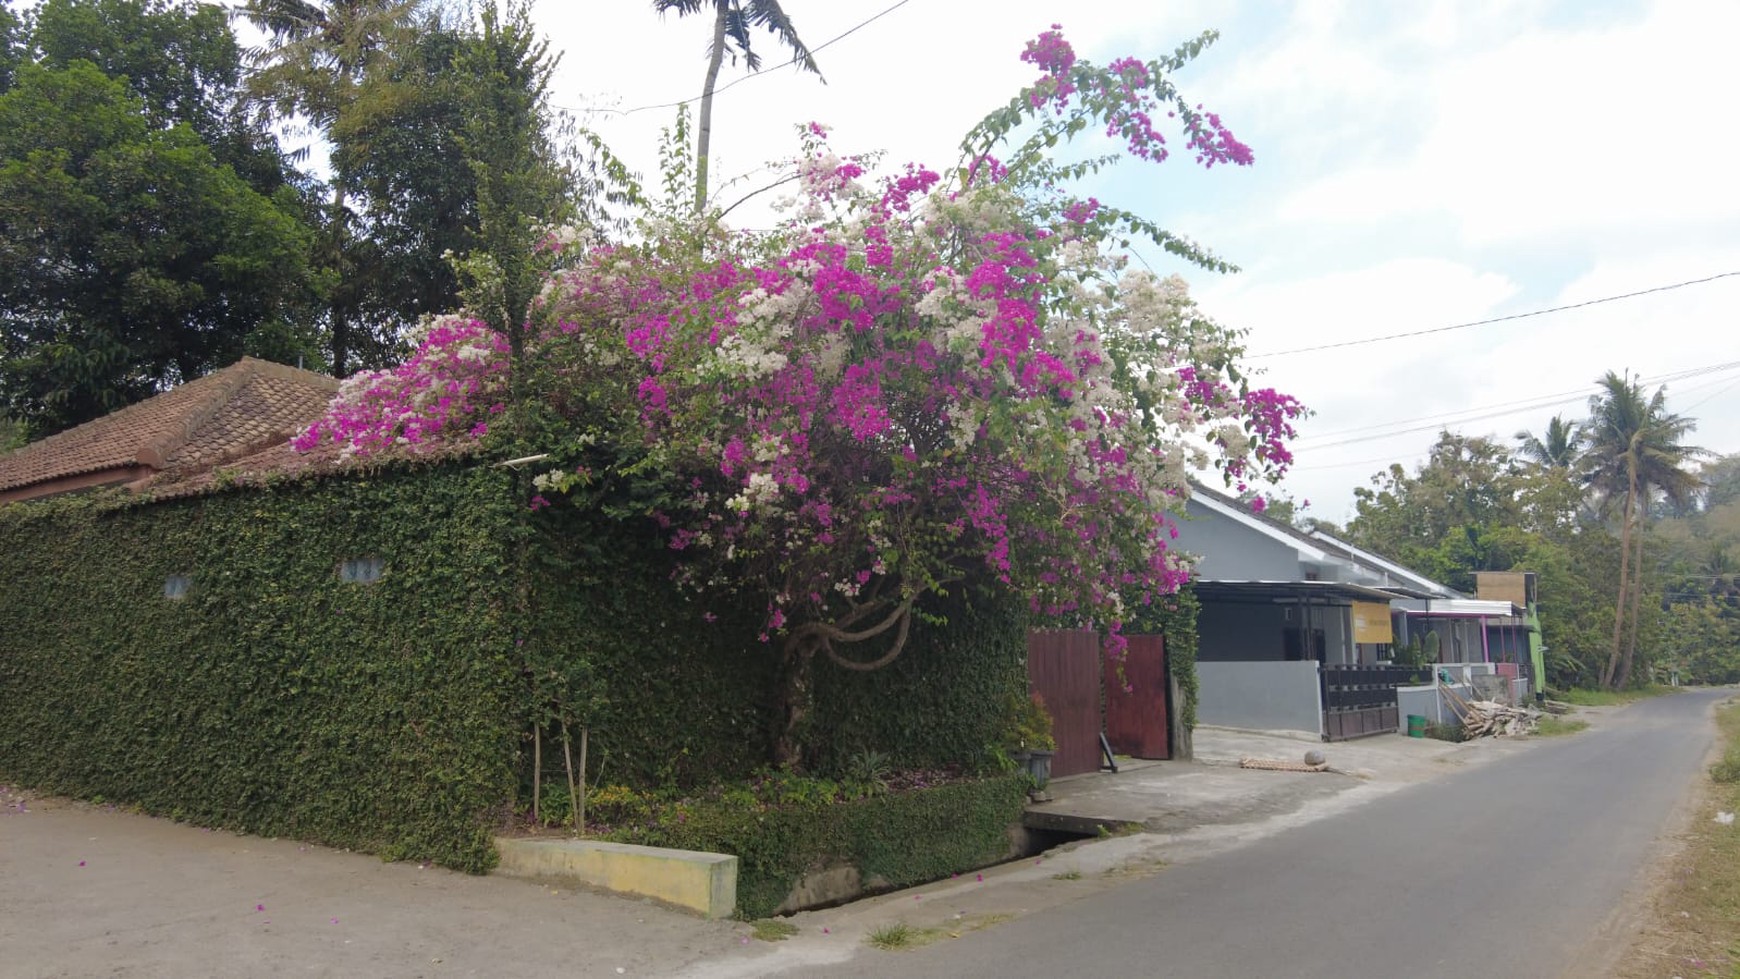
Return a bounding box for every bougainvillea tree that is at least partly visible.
[295,26,1304,764]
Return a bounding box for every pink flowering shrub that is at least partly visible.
[294,27,1300,758]
[293,316,509,459]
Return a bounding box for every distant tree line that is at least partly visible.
[1324,371,1720,691]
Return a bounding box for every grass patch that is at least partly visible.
[866,922,946,950]
[866,913,1011,950]
[1616,700,1740,978]
[751,919,799,942]
[1558,684,1674,707]
[1423,721,1467,743]
[1534,716,1589,737]
[1051,869,1083,880]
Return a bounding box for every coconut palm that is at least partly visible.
[650,0,823,211]
[1514,414,1580,468]
[1581,371,1704,688]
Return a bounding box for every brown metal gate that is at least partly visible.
[1104,634,1169,759]
[1027,630,1103,777]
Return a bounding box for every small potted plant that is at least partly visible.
[1012,692,1057,795]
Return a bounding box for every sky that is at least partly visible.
[534,0,1740,523]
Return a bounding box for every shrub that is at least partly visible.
[605,776,1028,918]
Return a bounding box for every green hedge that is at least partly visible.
[0,462,522,871]
[606,776,1029,919]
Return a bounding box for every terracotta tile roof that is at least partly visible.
[0,357,338,496]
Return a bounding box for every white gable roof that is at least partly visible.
[1189,489,1332,563]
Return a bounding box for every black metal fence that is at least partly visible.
[1320,664,1431,741]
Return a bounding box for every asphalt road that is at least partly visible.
[828,689,1727,979]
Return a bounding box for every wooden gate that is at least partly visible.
[1104,634,1170,759]
[1027,630,1103,778]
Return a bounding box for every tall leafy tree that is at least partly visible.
[1699,454,1740,512]
[1348,432,1533,589]
[650,0,822,211]
[1581,370,1703,688]
[0,61,312,435]
[447,0,571,364]
[0,1,24,91]
[27,0,315,221]
[1514,414,1580,469]
[241,0,423,376]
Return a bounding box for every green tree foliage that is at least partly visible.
[0,1,24,91]
[244,0,609,377]
[1349,433,1537,591]
[650,0,823,210]
[27,0,296,194]
[1514,413,1580,469]
[447,1,573,362]
[0,61,313,436]
[1581,371,1703,689]
[243,0,426,377]
[1699,454,1740,512]
[1346,430,1623,690]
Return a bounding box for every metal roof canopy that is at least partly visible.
[1193,579,1404,604]
[1393,597,1523,618]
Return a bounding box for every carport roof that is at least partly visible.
[1192,579,1405,604]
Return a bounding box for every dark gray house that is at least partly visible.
[1172,485,1527,739]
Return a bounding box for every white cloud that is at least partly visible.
[1274,2,1740,244]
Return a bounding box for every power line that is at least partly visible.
[571,0,915,119]
[1681,376,1740,413]
[1292,361,1740,449]
[1247,270,1740,360]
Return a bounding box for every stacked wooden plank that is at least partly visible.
[1439,681,1541,738]
[1460,699,1541,738]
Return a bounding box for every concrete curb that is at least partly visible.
[494,837,737,919]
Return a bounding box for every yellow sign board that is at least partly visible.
[1352,601,1393,644]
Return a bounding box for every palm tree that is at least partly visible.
[240,0,423,376]
[650,0,823,211]
[1514,414,1580,468]
[1581,371,1704,688]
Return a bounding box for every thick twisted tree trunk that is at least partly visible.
[771,634,817,769]
[769,596,917,769]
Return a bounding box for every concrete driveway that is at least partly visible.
[0,786,741,978]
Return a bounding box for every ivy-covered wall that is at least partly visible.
[807,587,1030,774]
[0,460,1038,873]
[0,462,522,871]
[521,510,780,788]
[523,511,1031,784]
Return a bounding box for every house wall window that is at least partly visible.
[163,574,192,600]
[339,556,384,584]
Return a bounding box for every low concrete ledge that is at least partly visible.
[494,838,737,919]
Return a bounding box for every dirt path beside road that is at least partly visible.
[0,786,740,979]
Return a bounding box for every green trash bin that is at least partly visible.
[1407,714,1427,738]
